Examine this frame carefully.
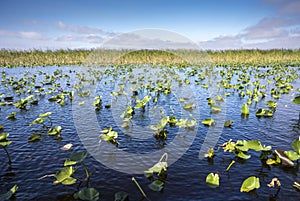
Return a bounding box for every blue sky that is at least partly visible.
[0,0,299,50]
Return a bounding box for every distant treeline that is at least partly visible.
[0,49,299,67]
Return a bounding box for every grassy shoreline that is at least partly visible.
[0,49,300,67]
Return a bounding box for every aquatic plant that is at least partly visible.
[0,133,12,164]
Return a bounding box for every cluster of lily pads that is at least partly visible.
[205,137,300,193]
[0,55,300,200]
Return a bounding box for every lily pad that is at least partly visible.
[202,118,215,126]
[48,126,62,136]
[240,176,260,192]
[266,100,277,109]
[28,134,41,142]
[236,151,251,159]
[100,127,118,144]
[54,166,75,184]
[241,104,249,115]
[148,180,164,191]
[255,108,265,117]
[0,185,18,200]
[211,105,221,113]
[7,112,16,119]
[0,133,9,141]
[292,138,300,154]
[183,102,196,110]
[114,191,129,201]
[224,120,233,127]
[30,117,44,126]
[39,112,52,118]
[206,173,219,188]
[204,148,215,158]
[64,151,88,166]
[284,150,300,161]
[292,96,300,104]
[73,188,99,201]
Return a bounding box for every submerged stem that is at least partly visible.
[81,162,90,186]
[3,147,12,164]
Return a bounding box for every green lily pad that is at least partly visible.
[39,112,52,118]
[292,96,300,104]
[28,134,41,142]
[266,100,277,109]
[241,104,249,115]
[206,173,219,188]
[202,118,215,126]
[236,151,251,159]
[284,150,300,161]
[156,116,169,130]
[30,117,44,126]
[292,138,300,155]
[211,105,221,113]
[148,180,164,191]
[135,95,151,109]
[215,95,224,101]
[247,140,264,151]
[204,148,215,158]
[7,112,16,119]
[240,176,260,192]
[54,166,75,184]
[0,133,9,141]
[0,141,12,148]
[264,109,273,117]
[0,185,18,200]
[73,188,99,201]
[224,120,233,127]
[255,108,265,117]
[64,151,87,166]
[148,161,168,175]
[183,102,196,110]
[100,127,118,144]
[61,177,77,185]
[114,191,129,201]
[48,126,62,136]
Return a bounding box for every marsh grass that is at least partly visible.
[0,49,299,67]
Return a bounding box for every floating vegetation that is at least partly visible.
[0,185,18,200]
[0,50,299,200]
[99,127,119,145]
[240,176,260,192]
[206,173,220,188]
[0,133,12,164]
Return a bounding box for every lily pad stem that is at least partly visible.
[132,177,147,198]
[3,147,12,164]
[81,162,90,186]
[159,153,168,163]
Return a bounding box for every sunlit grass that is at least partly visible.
[0,49,299,67]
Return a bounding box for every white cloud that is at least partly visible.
[102,31,199,50]
[56,34,104,44]
[19,31,45,40]
[56,21,111,35]
[0,30,47,40]
[266,0,300,14]
[199,35,243,50]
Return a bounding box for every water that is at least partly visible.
[0,65,299,201]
